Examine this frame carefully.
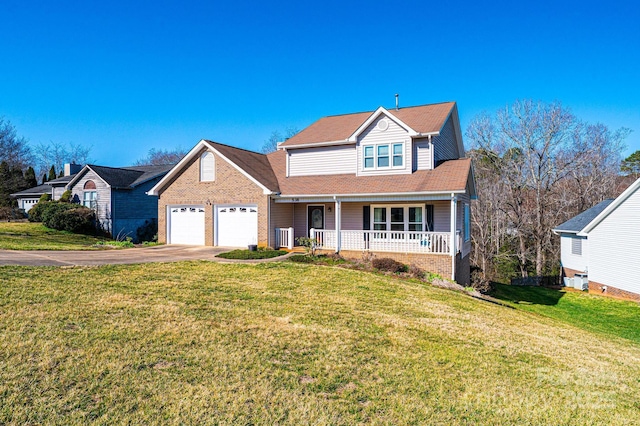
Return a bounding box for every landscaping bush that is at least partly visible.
[217,249,288,260]
[28,200,50,222]
[470,265,493,294]
[136,219,157,243]
[0,207,25,221]
[38,194,51,203]
[41,203,96,234]
[289,254,317,263]
[59,190,72,202]
[372,257,408,273]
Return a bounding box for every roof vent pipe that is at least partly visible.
[395,94,399,110]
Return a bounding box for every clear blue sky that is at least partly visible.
[1,0,639,166]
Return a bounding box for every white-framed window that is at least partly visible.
[83,180,97,209]
[571,238,582,256]
[463,204,471,242]
[200,151,215,182]
[371,205,425,232]
[363,143,404,170]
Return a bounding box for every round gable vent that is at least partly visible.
[377,119,389,131]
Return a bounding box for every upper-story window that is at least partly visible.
[200,151,215,181]
[363,143,404,170]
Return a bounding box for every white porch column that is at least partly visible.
[335,198,342,253]
[450,194,458,281]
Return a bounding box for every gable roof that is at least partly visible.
[267,150,472,196]
[578,177,640,235]
[148,140,279,196]
[68,164,174,190]
[280,102,456,148]
[553,199,615,234]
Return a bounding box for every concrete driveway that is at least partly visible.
[0,245,240,267]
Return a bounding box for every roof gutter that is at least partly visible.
[275,189,467,199]
[282,139,353,149]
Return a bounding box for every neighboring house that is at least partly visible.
[554,177,640,301]
[149,102,477,284]
[66,164,174,240]
[10,164,82,212]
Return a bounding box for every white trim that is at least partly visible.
[148,140,274,196]
[362,141,405,171]
[450,194,457,280]
[578,177,640,235]
[370,204,427,232]
[66,165,111,190]
[347,107,419,142]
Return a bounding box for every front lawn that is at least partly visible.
[491,283,640,343]
[1,262,639,424]
[0,222,108,250]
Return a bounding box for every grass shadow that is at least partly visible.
[490,283,565,306]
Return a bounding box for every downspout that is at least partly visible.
[267,195,271,248]
[334,196,341,253]
[450,193,457,281]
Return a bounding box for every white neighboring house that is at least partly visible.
[10,164,82,212]
[553,177,640,301]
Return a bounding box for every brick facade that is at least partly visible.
[333,249,454,280]
[588,280,640,302]
[156,148,269,246]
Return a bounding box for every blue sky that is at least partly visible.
[1,0,639,166]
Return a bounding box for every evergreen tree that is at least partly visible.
[621,150,640,177]
[25,166,37,188]
[48,165,57,181]
[42,173,48,184]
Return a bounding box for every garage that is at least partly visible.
[168,206,205,245]
[216,205,258,247]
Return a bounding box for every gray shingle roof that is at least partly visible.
[554,199,615,233]
[10,184,52,198]
[87,164,175,189]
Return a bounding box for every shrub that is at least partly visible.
[136,219,158,243]
[289,254,317,263]
[371,257,408,273]
[38,194,51,203]
[217,249,287,260]
[41,203,96,234]
[59,190,72,202]
[470,265,493,294]
[0,207,25,221]
[28,200,50,222]
[296,236,317,255]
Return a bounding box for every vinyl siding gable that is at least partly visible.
[560,234,589,273]
[587,185,640,295]
[69,170,112,233]
[356,115,411,176]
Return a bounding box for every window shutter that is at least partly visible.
[363,206,370,230]
[426,204,434,231]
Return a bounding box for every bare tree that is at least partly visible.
[467,100,626,279]
[0,117,32,170]
[260,127,299,153]
[134,148,186,166]
[33,140,92,179]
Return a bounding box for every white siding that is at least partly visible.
[70,170,112,233]
[587,185,640,295]
[288,145,356,176]
[357,115,411,176]
[413,138,432,171]
[560,235,589,273]
[433,116,459,164]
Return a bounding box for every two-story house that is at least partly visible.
[148,102,476,284]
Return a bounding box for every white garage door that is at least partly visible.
[216,205,258,247]
[168,206,205,245]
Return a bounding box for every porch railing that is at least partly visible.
[275,227,294,249]
[312,229,450,254]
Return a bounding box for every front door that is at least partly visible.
[307,205,325,236]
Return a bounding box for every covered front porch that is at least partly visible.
[271,194,469,260]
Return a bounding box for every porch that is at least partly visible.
[275,227,460,255]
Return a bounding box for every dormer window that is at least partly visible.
[200,151,215,181]
[363,143,404,170]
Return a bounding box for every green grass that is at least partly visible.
[491,283,640,343]
[1,262,639,424]
[0,222,108,250]
[216,248,288,259]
